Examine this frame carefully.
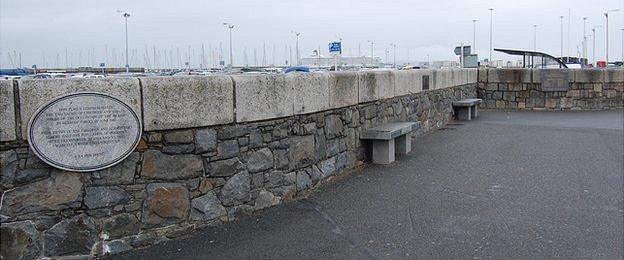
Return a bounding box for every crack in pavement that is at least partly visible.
[301,199,377,260]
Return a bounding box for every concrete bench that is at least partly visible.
[360,122,420,164]
[453,98,482,120]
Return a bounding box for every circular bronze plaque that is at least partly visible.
[27,92,141,172]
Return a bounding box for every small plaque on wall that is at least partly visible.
[541,70,571,92]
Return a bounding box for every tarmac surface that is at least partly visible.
[116,110,624,260]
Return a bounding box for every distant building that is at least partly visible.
[414,60,460,69]
[300,55,381,67]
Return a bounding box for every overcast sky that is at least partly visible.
[1,0,623,68]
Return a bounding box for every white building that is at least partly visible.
[300,55,381,68]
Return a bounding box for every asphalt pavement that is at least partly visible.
[116,109,624,260]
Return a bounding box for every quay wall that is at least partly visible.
[0,69,477,258]
[477,68,623,110]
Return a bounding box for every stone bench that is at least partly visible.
[360,122,420,164]
[453,98,482,120]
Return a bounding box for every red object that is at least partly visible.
[596,60,607,68]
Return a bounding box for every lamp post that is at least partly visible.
[582,17,587,60]
[489,8,494,65]
[533,25,538,52]
[560,16,565,58]
[223,22,235,68]
[391,43,397,68]
[117,11,131,73]
[472,19,477,54]
[291,31,300,65]
[384,48,389,64]
[592,25,601,66]
[567,9,571,57]
[367,40,374,66]
[604,9,621,65]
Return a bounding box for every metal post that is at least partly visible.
[567,9,571,57]
[605,12,609,65]
[392,44,396,68]
[604,9,622,66]
[472,19,477,54]
[533,25,537,52]
[583,18,587,60]
[592,27,597,65]
[291,31,300,66]
[296,33,299,65]
[229,26,233,68]
[223,23,235,69]
[122,13,130,73]
[560,16,564,59]
[367,40,374,66]
[533,25,537,67]
[201,43,205,70]
[384,48,388,64]
[460,43,464,68]
[489,8,493,65]
[358,43,361,57]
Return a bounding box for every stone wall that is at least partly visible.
[0,69,477,259]
[477,68,624,110]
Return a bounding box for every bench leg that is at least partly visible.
[471,105,478,118]
[395,133,411,155]
[456,107,472,120]
[372,139,395,164]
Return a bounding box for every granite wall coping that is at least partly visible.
[1,69,482,141]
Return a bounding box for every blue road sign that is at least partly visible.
[100,63,106,67]
[329,42,341,53]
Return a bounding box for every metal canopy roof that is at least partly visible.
[494,48,567,68]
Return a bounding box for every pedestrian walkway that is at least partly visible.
[116,110,624,259]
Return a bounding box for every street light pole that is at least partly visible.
[489,8,494,65]
[592,26,599,65]
[223,22,235,69]
[391,43,396,68]
[604,9,620,65]
[533,25,538,52]
[367,40,374,65]
[582,17,587,60]
[560,16,565,58]
[472,19,477,54]
[295,32,300,65]
[117,11,131,73]
[384,48,388,64]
